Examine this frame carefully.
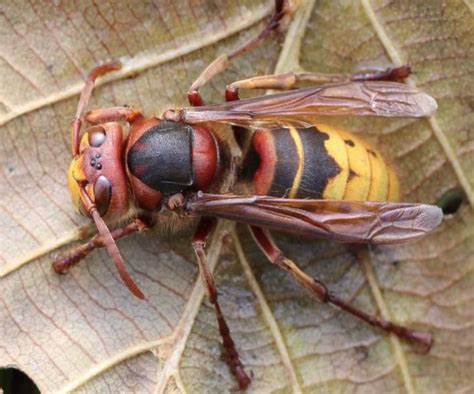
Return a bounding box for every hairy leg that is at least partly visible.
[249,225,433,350]
[187,0,292,106]
[192,218,251,389]
[85,106,143,125]
[225,66,411,101]
[53,216,153,273]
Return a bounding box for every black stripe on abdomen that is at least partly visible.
[268,129,299,197]
[297,127,341,198]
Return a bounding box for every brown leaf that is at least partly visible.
[0,1,473,393]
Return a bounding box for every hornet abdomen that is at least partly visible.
[245,125,399,202]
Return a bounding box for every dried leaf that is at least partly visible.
[0,1,472,393]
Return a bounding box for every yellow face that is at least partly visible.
[67,155,87,215]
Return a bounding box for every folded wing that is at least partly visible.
[179,81,437,128]
[186,193,443,244]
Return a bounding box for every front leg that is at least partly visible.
[53,216,153,273]
[192,218,251,390]
[85,106,144,125]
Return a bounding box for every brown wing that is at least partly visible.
[175,81,437,128]
[186,193,443,244]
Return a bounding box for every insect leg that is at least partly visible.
[249,226,433,351]
[225,65,412,101]
[53,216,153,273]
[85,106,144,125]
[187,0,290,106]
[192,218,251,390]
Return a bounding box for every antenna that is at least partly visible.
[71,62,121,156]
[71,62,145,299]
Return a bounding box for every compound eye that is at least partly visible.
[88,126,106,147]
[94,175,112,215]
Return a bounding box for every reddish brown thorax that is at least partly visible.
[124,118,219,212]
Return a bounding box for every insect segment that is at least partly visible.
[126,121,219,209]
[55,3,443,390]
[242,125,399,202]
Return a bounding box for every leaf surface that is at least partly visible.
[0,1,472,393]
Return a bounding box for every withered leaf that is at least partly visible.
[0,1,472,393]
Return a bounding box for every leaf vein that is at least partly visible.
[231,229,303,394]
[361,0,474,206]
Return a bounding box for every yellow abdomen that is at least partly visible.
[250,124,399,202]
[319,124,399,202]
